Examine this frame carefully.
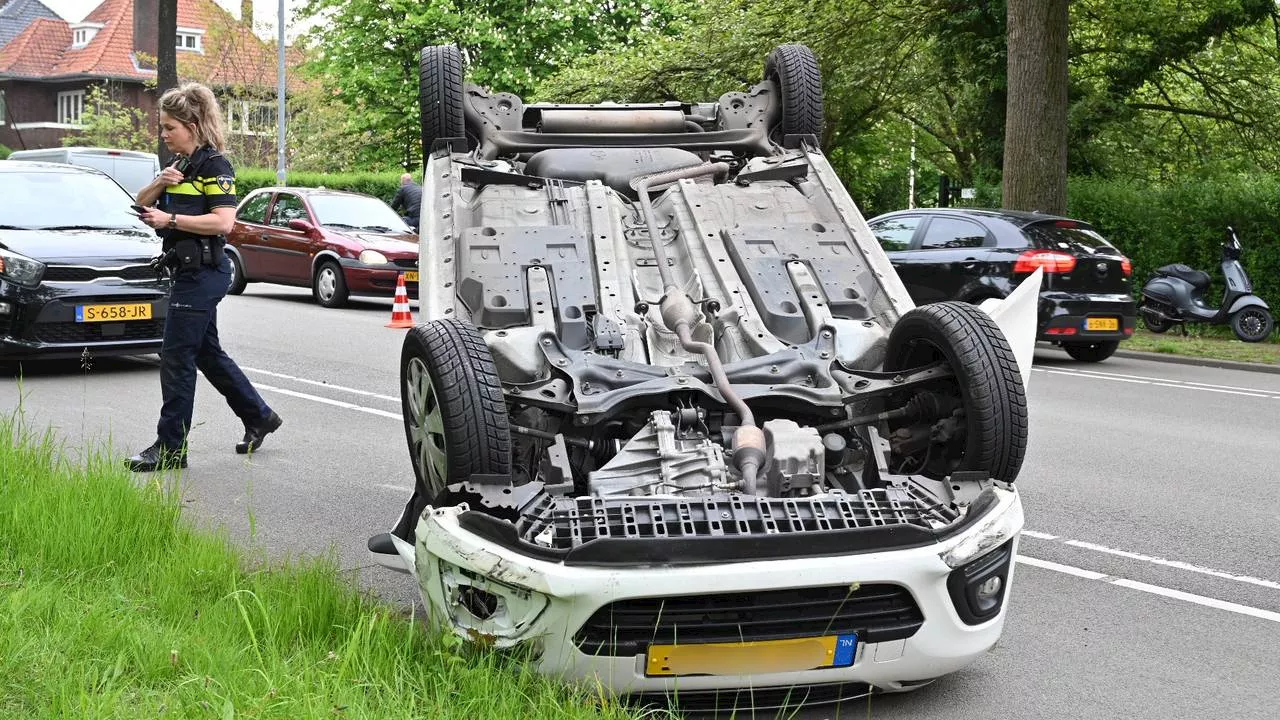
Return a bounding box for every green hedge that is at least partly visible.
[1068,175,1280,306]
[236,168,403,205]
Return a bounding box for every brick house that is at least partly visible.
[0,0,303,155]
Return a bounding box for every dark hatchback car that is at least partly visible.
[0,161,168,361]
[869,208,1137,362]
[225,187,419,308]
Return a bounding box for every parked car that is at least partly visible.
[225,188,419,308]
[868,208,1137,362]
[369,44,1038,714]
[6,147,160,197]
[0,161,168,361]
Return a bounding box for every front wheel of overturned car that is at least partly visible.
[1062,340,1120,363]
[884,301,1028,483]
[401,319,512,501]
[1230,306,1274,343]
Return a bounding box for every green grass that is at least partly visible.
[1122,327,1280,365]
[0,412,652,720]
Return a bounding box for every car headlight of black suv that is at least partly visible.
[0,247,46,288]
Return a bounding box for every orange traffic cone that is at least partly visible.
[386,273,415,329]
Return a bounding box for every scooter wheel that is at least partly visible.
[1230,307,1274,343]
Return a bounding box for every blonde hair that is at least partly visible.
[158,82,227,152]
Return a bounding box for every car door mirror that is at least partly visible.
[287,219,316,234]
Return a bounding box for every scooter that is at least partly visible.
[1138,227,1273,342]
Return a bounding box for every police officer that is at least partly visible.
[127,82,282,472]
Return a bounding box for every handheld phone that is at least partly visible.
[130,204,147,214]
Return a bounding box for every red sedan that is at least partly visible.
[225,187,419,308]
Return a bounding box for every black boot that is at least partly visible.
[236,411,283,454]
[126,442,188,472]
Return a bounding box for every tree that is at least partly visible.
[296,0,681,171]
[64,84,154,151]
[1002,0,1068,213]
[157,0,177,162]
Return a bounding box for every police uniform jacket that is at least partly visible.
[159,144,238,252]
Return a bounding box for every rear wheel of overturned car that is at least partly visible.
[400,319,512,501]
[226,251,246,295]
[1062,340,1119,363]
[312,260,349,308]
[884,301,1028,483]
[419,45,467,155]
[764,44,825,142]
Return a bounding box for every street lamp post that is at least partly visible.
[275,0,286,185]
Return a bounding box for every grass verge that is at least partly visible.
[1122,327,1280,365]
[0,413,650,720]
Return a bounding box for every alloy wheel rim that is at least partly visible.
[405,357,447,494]
[1241,310,1265,338]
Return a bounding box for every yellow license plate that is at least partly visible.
[76,303,152,323]
[646,634,857,677]
[403,271,419,282]
[1086,317,1119,331]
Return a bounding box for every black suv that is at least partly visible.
[869,208,1137,362]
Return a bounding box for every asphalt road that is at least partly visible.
[3,284,1278,719]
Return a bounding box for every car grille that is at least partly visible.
[392,258,418,269]
[516,487,958,550]
[574,583,924,655]
[43,265,155,282]
[32,320,165,344]
[624,681,875,717]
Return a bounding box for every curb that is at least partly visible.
[1110,348,1280,375]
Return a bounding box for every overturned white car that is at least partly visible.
[369,43,1039,713]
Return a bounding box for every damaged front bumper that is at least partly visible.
[402,484,1024,696]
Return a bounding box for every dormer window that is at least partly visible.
[176,28,205,52]
[70,22,105,48]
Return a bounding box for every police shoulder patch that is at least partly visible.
[215,175,235,194]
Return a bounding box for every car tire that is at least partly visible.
[884,301,1028,483]
[400,319,512,500]
[765,44,824,141]
[226,252,247,295]
[1230,306,1274,343]
[1062,341,1120,363]
[419,45,467,155]
[312,260,349,308]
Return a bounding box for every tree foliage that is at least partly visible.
[65,84,154,152]
[296,0,682,171]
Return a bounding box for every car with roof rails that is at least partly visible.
[0,161,169,363]
[868,207,1138,362]
[224,187,419,308]
[367,43,1043,715]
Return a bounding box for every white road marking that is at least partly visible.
[1018,556,1280,624]
[254,383,402,420]
[243,367,400,403]
[1020,530,1059,540]
[1034,366,1280,399]
[1043,536,1280,591]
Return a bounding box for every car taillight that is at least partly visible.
[1121,257,1132,277]
[1014,250,1076,274]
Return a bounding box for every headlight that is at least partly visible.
[0,248,46,287]
[435,559,549,646]
[940,490,1023,569]
[358,249,389,265]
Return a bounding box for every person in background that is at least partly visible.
[390,172,423,232]
[126,82,283,472]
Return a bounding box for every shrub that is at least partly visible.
[236,168,403,204]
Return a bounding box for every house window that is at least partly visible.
[226,100,277,135]
[0,91,6,126]
[70,23,103,48]
[57,90,85,125]
[176,29,204,52]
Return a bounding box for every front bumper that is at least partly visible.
[1038,291,1137,343]
[411,486,1023,696]
[0,281,168,359]
[339,260,420,298]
